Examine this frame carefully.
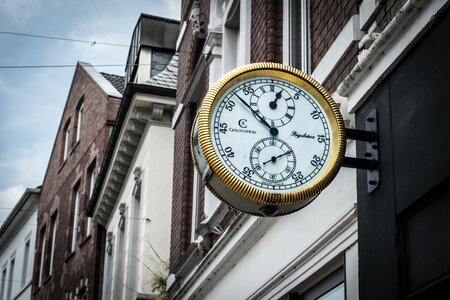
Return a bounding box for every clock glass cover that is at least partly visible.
[195,63,345,216]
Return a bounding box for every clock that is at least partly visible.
[191,62,346,216]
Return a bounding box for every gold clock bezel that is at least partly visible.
[197,62,346,207]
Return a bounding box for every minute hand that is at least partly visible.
[233,92,278,136]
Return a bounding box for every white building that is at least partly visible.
[0,188,39,300]
[88,14,179,300]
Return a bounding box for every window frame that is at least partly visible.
[38,226,46,287]
[63,121,71,162]
[70,185,81,253]
[191,169,202,242]
[284,0,311,73]
[86,161,96,237]
[6,255,15,300]
[75,100,84,143]
[1,263,7,300]
[48,212,57,276]
[21,236,31,287]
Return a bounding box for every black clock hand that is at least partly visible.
[269,90,282,109]
[262,150,292,165]
[233,92,279,136]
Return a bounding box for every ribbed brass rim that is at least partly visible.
[197,62,346,206]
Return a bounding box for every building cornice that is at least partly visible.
[87,83,175,222]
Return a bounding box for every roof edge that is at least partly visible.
[79,61,122,98]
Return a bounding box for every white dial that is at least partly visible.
[193,62,345,216]
[211,76,331,193]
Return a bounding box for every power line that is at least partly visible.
[0,63,153,69]
[0,30,130,47]
[0,64,125,69]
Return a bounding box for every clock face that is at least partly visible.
[210,76,332,193]
[195,63,345,215]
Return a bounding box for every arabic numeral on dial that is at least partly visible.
[255,147,262,153]
[292,171,303,182]
[243,87,254,95]
[255,163,262,171]
[310,154,321,166]
[243,167,255,177]
[270,174,277,180]
[285,166,292,172]
[311,110,320,119]
[219,123,228,134]
[225,100,235,111]
[317,134,328,143]
[269,139,276,146]
[294,93,300,100]
[224,147,235,157]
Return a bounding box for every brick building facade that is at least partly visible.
[32,62,123,300]
[168,0,450,299]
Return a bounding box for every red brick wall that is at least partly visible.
[170,0,210,275]
[374,0,408,32]
[32,64,119,300]
[251,0,283,63]
[323,43,359,93]
[311,0,408,93]
[310,0,359,71]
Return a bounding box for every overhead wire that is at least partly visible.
[0,30,130,47]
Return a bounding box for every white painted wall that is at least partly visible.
[105,115,174,300]
[0,209,37,300]
[204,167,357,299]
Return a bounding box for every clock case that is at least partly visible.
[191,62,346,217]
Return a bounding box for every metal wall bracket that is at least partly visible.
[342,109,379,193]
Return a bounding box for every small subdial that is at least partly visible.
[250,137,296,184]
[250,85,295,127]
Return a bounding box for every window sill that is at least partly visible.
[33,286,40,295]
[79,234,91,247]
[57,160,67,174]
[43,274,52,285]
[65,250,75,262]
[71,140,80,154]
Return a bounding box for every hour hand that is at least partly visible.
[233,92,278,136]
[269,91,282,109]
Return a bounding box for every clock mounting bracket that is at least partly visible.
[342,109,379,193]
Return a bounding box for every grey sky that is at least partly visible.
[0,0,180,226]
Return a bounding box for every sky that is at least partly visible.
[0,0,180,226]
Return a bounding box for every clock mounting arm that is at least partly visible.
[342,109,379,193]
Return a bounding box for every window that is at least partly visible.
[75,100,84,143]
[70,185,81,253]
[102,232,114,300]
[86,161,96,237]
[287,267,345,300]
[113,204,126,300]
[288,0,311,73]
[6,256,15,300]
[1,265,7,300]
[125,168,142,298]
[191,169,202,242]
[223,0,250,72]
[63,121,71,162]
[151,51,174,77]
[49,213,57,275]
[38,227,46,287]
[21,239,30,287]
